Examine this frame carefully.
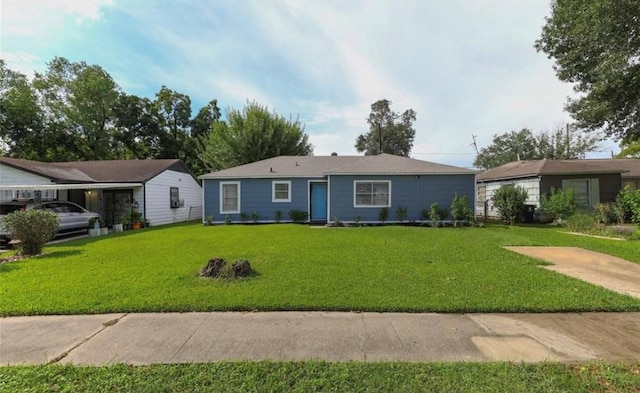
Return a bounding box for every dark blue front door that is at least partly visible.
[310,183,327,221]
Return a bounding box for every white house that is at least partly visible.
[0,157,202,226]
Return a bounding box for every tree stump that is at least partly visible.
[232,259,252,277]
[200,257,227,278]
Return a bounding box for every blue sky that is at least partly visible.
[1,0,618,167]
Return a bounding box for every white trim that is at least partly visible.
[220,181,241,214]
[202,180,206,223]
[353,180,391,208]
[327,175,331,220]
[272,180,291,202]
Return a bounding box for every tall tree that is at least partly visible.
[112,94,163,159]
[355,99,416,157]
[33,57,121,160]
[202,101,313,171]
[535,0,640,144]
[617,140,640,158]
[154,85,192,160]
[191,99,221,138]
[474,126,601,169]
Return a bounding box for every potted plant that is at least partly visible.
[88,217,101,237]
[130,210,143,230]
[99,217,108,235]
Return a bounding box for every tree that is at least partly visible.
[617,140,640,158]
[541,187,577,223]
[355,99,416,157]
[492,184,528,226]
[154,85,192,160]
[191,99,221,138]
[33,57,122,161]
[473,126,600,169]
[202,101,313,171]
[535,0,640,144]
[112,94,163,159]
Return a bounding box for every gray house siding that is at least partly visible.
[328,174,475,222]
[203,178,311,222]
[540,173,622,203]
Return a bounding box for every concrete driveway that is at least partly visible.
[504,246,640,299]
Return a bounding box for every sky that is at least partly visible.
[1,0,619,168]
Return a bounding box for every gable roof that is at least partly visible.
[477,159,639,182]
[0,157,190,183]
[199,154,477,179]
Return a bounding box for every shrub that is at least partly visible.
[541,187,576,223]
[379,207,389,223]
[612,198,626,225]
[617,185,640,224]
[450,193,472,227]
[3,209,59,255]
[274,210,282,223]
[491,184,528,226]
[288,209,308,223]
[565,212,598,232]
[205,215,214,225]
[240,212,249,223]
[395,206,407,222]
[224,215,232,225]
[251,210,259,223]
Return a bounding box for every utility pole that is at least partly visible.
[470,134,479,154]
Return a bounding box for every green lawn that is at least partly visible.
[1,223,639,316]
[2,361,639,393]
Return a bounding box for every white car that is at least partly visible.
[1,201,100,247]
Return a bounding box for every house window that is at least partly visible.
[220,181,240,214]
[272,181,291,202]
[354,180,391,207]
[170,187,180,208]
[562,178,598,207]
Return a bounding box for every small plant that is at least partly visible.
[3,209,59,255]
[450,193,472,227]
[288,209,308,223]
[224,215,232,225]
[332,217,344,227]
[593,202,611,225]
[612,198,626,225]
[541,187,576,224]
[428,202,442,227]
[240,212,249,223]
[354,216,361,226]
[491,184,528,226]
[251,210,259,224]
[274,210,282,223]
[396,206,408,222]
[379,207,389,223]
[130,210,143,224]
[565,212,598,232]
[205,215,213,225]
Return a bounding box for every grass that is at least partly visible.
[1,223,639,316]
[1,361,639,392]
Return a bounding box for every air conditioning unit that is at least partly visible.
[171,200,180,208]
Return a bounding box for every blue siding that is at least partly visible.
[203,174,475,223]
[203,178,311,222]
[328,174,475,222]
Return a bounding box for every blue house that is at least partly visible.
[199,154,477,224]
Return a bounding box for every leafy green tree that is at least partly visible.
[154,86,192,159]
[355,99,416,157]
[541,187,576,223]
[191,99,221,138]
[202,101,313,170]
[113,94,163,159]
[491,184,528,226]
[33,57,121,160]
[474,126,600,169]
[535,0,640,144]
[617,140,640,158]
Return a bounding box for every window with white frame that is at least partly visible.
[354,180,391,207]
[220,181,240,213]
[272,181,291,202]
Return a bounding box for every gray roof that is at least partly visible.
[0,157,190,183]
[477,159,639,182]
[199,154,477,179]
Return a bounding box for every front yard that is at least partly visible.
[1,223,639,316]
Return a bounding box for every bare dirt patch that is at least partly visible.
[504,246,640,299]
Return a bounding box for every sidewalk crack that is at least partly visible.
[171,317,207,361]
[386,315,408,356]
[48,313,128,364]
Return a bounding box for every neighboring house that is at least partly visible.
[0,158,202,226]
[199,154,477,224]
[476,158,639,219]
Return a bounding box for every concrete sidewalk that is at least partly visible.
[2,312,639,365]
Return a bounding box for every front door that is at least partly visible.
[310,183,327,222]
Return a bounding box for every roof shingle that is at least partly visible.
[477,159,639,181]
